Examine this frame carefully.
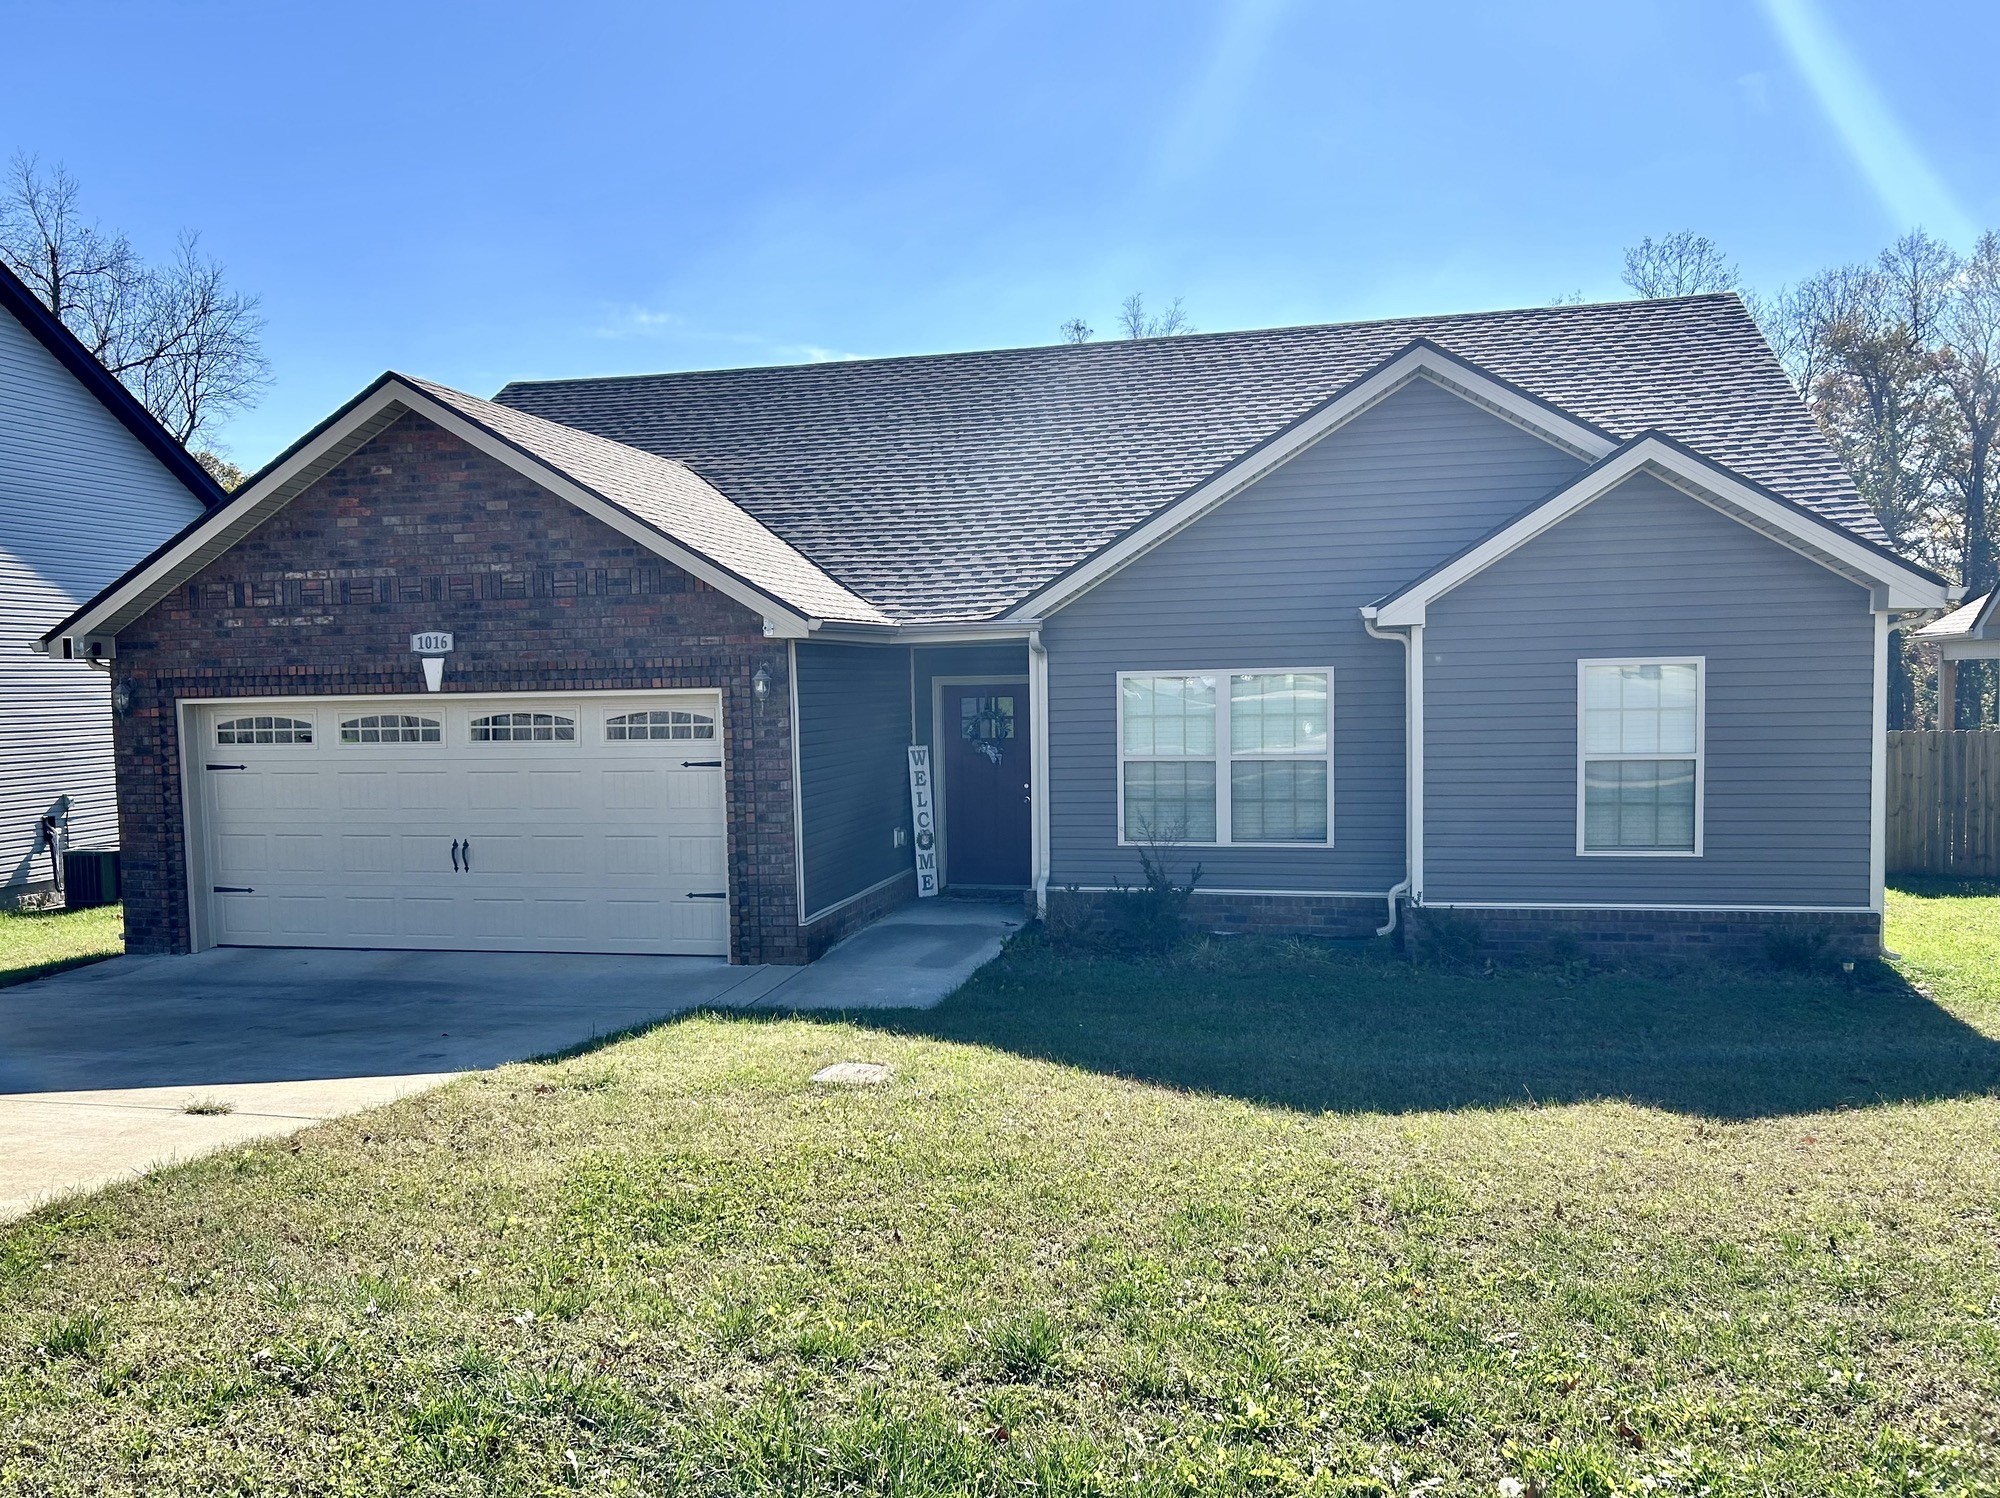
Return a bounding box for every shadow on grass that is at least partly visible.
[814,933,2000,1120]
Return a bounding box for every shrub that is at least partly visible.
[1415,909,1485,965]
[1102,845,1202,955]
[1765,923,1834,973]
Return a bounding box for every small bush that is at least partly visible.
[1765,924,1834,973]
[1415,910,1485,965]
[1039,885,1096,952]
[1103,845,1202,955]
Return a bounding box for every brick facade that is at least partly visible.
[801,871,919,959]
[1402,904,1883,965]
[108,411,806,964]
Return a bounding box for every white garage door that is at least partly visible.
[190,693,729,956]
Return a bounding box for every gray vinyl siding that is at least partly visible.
[1422,471,1875,908]
[794,642,914,917]
[0,305,205,890]
[1042,375,1587,892]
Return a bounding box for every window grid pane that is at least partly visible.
[1229,673,1328,755]
[606,709,715,741]
[340,713,441,744]
[471,712,576,743]
[1583,758,1696,851]
[1121,675,1215,756]
[217,715,312,745]
[1230,760,1328,842]
[1122,760,1217,843]
[1583,663,1698,756]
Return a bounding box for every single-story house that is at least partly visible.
[40,293,1955,964]
[1,259,223,908]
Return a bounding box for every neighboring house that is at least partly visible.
[40,294,1954,964]
[1916,590,2000,724]
[1,260,222,908]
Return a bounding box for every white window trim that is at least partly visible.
[1115,668,1335,848]
[1575,656,1705,859]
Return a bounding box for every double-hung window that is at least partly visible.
[1118,670,1332,845]
[1578,659,1703,855]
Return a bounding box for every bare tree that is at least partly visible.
[1058,317,1093,344]
[1938,232,2000,601]
[1117,292,1193,339]
[0,155,268,453]
[1621,232,1743,299]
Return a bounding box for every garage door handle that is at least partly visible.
[682,760,722,768]
[462,838,471,871]
[213,885,254,894]
[687,891,727,900]
[451,839,461,872]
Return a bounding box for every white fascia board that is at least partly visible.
[1003,345,1618,622]
[45,379,818,650]
[809,620,1038,645]
[1373,439,1950,627]
[1939,639,2000,660]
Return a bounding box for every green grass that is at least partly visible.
[2,890,1999,1494]
[0,904,122,989]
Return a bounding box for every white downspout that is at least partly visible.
[1028,628,1052,918]
[1361,608,1422,937]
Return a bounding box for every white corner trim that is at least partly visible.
[788,639,806,927]
[1374,438,1950,627]
[44,378,820,652]
[1870,609,1888,915]
[1029,632,1051,915]
[1005,345,1617,621]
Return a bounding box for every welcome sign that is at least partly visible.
[906,745,939,897]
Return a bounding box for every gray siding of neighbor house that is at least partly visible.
[0,304,205,895]
[1422,470,1875,908]
[1041,375,1588,892]
[795,642,916,918]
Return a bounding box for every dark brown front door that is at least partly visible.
[941,683,1031,887]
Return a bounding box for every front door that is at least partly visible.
[941,683,1031,887]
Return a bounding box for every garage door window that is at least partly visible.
[341,713,442,745]
[216,714,312,745]
[471,711,575,743]
[606,709,715,741]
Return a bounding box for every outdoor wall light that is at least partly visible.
[752,665,772,701]
[110,679,133,719]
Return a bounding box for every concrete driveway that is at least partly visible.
[0,899,1021,1221]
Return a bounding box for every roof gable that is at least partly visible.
[1369,434,1952,628]
[0,258,224,512]
[40,373,889,656]
[497,294,1878,624]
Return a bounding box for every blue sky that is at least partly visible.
[4,0,1996,468]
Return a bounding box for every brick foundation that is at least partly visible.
[108,411,806,964]
[1047,887,1389,941]
[1403,905,1883,964]
[802,871,919,959]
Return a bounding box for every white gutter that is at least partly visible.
[1028,628,1051,917]
[1360,606,1422,936]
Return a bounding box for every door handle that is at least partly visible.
[462,838,471,872]
[451,839,461,872]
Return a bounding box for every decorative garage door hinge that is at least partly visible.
[686,891,727,900]
[681,760,722,768]
[205,763,247,771]
[212,886,254,893]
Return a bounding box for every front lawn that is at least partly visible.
[2,890,1998,1495]
[0,903,122,989]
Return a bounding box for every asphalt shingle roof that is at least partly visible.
[495,294,1875,625]
[406,376,890,625]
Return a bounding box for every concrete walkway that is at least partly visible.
[0,898,1021,1221]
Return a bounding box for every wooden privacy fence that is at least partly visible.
[1887,730,2000,877]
